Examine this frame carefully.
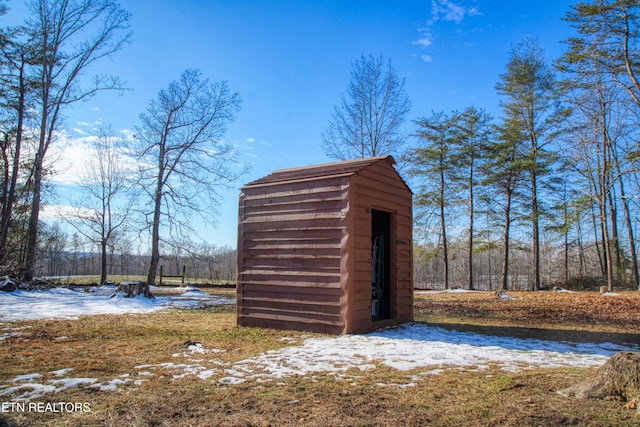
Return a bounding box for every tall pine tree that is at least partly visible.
[496,37,566,290]
[407,112,455,290]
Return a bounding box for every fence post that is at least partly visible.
[181,265,186,285]
[159,265,163,286]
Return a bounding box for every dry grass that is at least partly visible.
[1,290,639,426]
[414,290,640,330]
[47,275,235,287]
[414,290,640,347]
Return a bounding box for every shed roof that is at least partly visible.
[243,155,409,190]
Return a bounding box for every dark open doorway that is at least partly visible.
[371,209,392,321]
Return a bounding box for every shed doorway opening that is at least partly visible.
[371,209,392,321]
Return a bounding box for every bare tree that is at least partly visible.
[561,0,640,291]
[0,27,35,270]
[37,221,68,277]
[563,70,633,292]
[66,126,133,285]
[20,0,131,281]
[322,54,411,160]
[563,0,640,108]
[135,68,243,292]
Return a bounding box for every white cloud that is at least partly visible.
[429,0,481,25]
[71,128,89,136]
[413,0,482,63]
[120,129,135,138]
[413,28,433,48]
[468,7,482,17]
[430,0,464,24]
[73,120,104,132]
[47,136,94,185]
[40,204,93,221]
[45,130,138,186]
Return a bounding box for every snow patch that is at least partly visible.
[51,368,74,377]
[0,285,235,322]
[215,323,638,385]
[602,292,621,297]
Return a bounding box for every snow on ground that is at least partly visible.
[2,322,637,400]
[0,285,235,322]
[0,368,136,401]
[215,323,638,385]
[0,287,638,401]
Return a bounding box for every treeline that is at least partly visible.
[38,222,236,283]
[0,0,133,282]
[0,0,243,289]
[408,3,640,292]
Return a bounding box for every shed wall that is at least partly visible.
[237,156,412,335]
[237,176,350,334]
[346,162,413,333]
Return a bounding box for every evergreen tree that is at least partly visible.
[562,0,640,107]
[406,112,456,289]
[496,37,566,290]
[448,107,494,290]
[482,117,527,291]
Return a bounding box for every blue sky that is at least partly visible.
[6,0,576,250]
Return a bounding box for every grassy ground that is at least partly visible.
[1,290,639,426]
[45,275,236,287]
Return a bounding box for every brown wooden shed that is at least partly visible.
[236,155,413,334]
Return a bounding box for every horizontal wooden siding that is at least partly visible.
[347,161,413,333]
[237,176,349,334]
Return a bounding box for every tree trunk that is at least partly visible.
[147,207,161,288]
[468,171,474,290]
[22,149,44,281]
[22,52,54,282]
[100,240,108,285]
[577,220,586,278]
[600,109,615,292]
[0,59,27,265]
[591,200,605,276]
[531,169,540,291]
[146,161,164,295]
[624,196,640,290]
[615,153,639,290]
[438,149,449,290]
[601,196,615,293]
[501,189,512,291]
[608,188,621,280]
[440,178,449,290]
[559,351,640,409]
[564,205,569,286]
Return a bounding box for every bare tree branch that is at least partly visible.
[322,54,411,160]
[135,68,246,290]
